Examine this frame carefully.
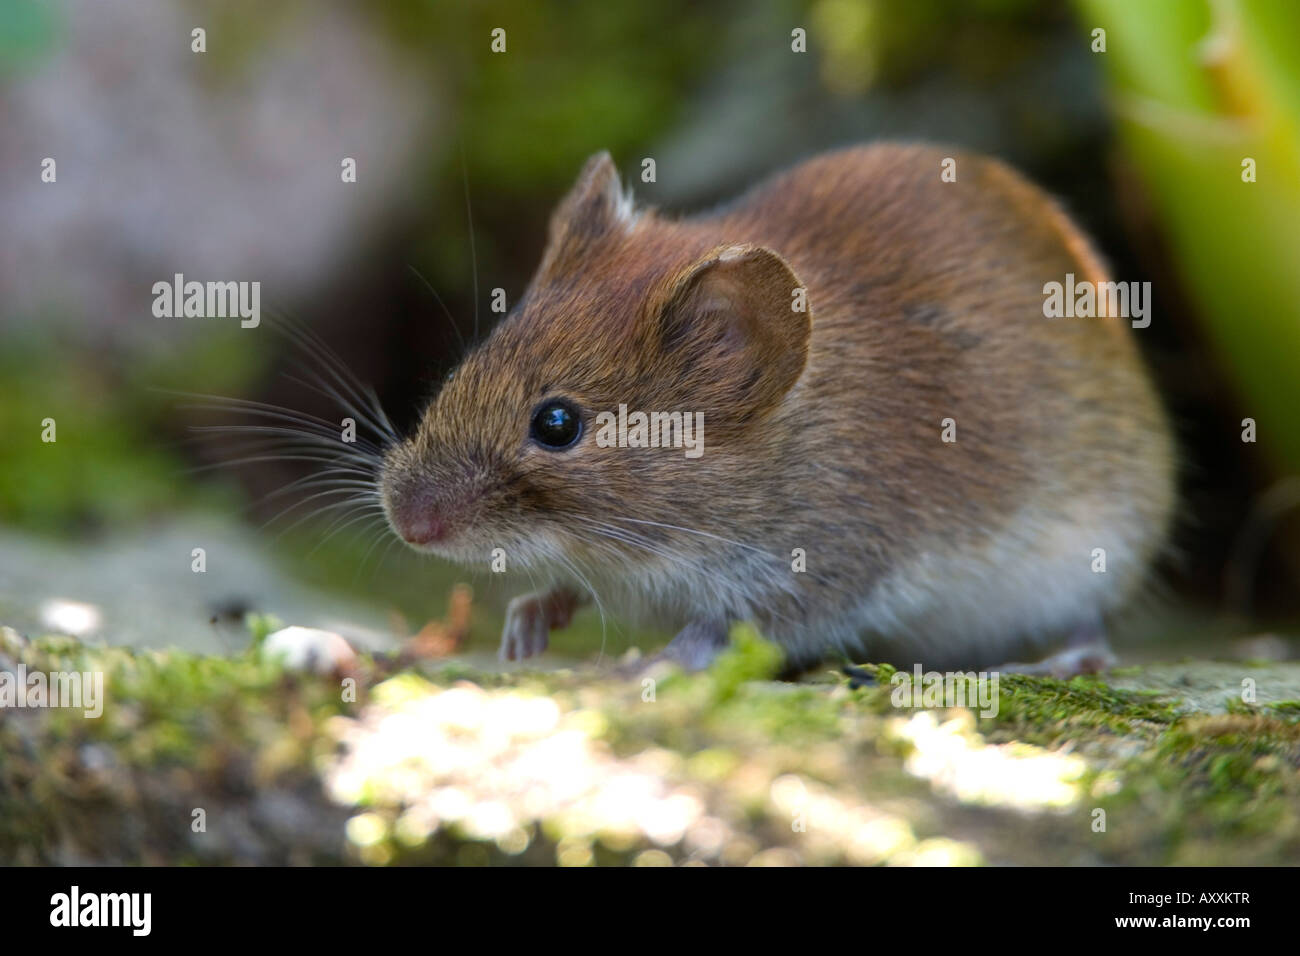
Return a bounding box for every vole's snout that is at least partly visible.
[383,476,479,549]
[388,489,451,546]
[379,449,474,550]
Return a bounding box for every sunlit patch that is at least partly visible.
[327,675,996,866]
[327,677,715,863]
[766,773,957,865]
[887,709,1087,812]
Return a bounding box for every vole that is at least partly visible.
[379,144,1175,676]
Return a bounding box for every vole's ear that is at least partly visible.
[546,152,629,249]
[655,244,811,419]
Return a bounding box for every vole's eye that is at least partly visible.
[530,400,582,450]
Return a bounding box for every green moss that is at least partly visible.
[5,625,1300,865]
[1267,699,1300,719]
[707,624,785,701]
[977,674,1181,745]
[244,612,283,649]
[962,671,1300,863]
[822,658,1300,863]
[1106,712,1300,860]
[0,632,355,863]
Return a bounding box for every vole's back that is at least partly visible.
[704,144,1175,668]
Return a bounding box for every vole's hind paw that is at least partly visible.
[608,620,730,678]
[498,587,581,662]
[998,621,1117,679]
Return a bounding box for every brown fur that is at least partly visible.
[380,144,1176,671]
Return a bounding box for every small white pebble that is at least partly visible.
[263,626,356,675]
[38,598,102,637]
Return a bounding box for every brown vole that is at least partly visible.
[379,144,1175,675]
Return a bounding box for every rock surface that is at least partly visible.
[0,521,397,655]
[3,623,1298,866]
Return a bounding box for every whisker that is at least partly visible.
[407,264,467,354]
[461,144,480,344]
[282,366,394,451]
[596,512,854,606]
[354,524,398,584]
[543,542,610,663]
[266,495,383,543]
[308,507,388,557]
[178,399,386,457]
[252,476,380,510]
[263,308,399,441]
[184,450,376,476]
[602,515,777,560]
[162,309,409,608]
[166,388,372,439]
[184,424,381,460]
[181,429,378,456]
[570,516,807,629]
[371,533,404,583]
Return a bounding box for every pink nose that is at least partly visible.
[386,486,451,545]
[387,483,477,546]
[395,509,449,546]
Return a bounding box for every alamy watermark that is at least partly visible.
[594,404,704,459]
[50,886,151,936]
[890,664,999,718]
[151,273,260,328]
[1042,273,1151,329]
[0,665,103,718]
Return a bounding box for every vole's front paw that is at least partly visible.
[498,587,582,662]
[659,617,731,671]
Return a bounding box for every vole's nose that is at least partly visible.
[394,508,449,546]
[380,451,480,548]
[385,481,472,547]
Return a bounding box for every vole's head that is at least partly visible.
[379,152,811,569]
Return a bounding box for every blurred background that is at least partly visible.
[2,0,1298,664]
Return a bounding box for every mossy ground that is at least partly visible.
[2,624,1298,865]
